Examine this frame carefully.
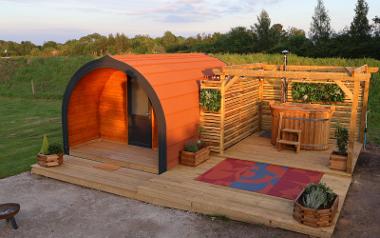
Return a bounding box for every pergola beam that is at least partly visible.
[333,80,353,100]
[222,68,372,81]
[223,64,378,74]
[224,76,240,91]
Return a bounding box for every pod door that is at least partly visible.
[128,78,152,148]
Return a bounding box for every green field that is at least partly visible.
[0,54,379,178]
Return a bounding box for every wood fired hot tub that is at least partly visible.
[270,103,335,151]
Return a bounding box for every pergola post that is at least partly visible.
[347,72,361,174]
[359,74,371,143]
[258,78,264,131]
[219,74,226,155]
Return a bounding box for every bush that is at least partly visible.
[301,183,337,209]
[200,89,221,112]
[48,143,63,154]
[184,140,205,152]
[335,124,349,155]
[39,134,49,155]
[291,83,345,103]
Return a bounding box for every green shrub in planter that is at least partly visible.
[335,124,348,155]
[184,142,199,152]
[48,143,63,155]
[39,134,49,155]
[184,140,206,153]
[301,183,337,209]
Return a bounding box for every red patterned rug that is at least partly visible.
[196,158,323,200]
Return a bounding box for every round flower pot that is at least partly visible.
[37,153,64,167]
[293,189,339,227]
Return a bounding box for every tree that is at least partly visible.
[251,10,273,51]
[42,41,58,50]
[274,27,311,56]
[372,16,380,37]
[309,0,332,43]
[131,35,159,54]
[115,33,131,53]
[350,0,371,39]
[270,24,286,46]
[160,31,178,51]
[221,27,255,53]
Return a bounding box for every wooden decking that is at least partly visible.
[32,154,353,238]
[224,133,362,177]
[70,139,158,174]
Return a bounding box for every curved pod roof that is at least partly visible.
[63,53,225,173]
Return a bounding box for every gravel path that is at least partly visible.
[0,150,379,238]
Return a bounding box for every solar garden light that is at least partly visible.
[281,50,289,103]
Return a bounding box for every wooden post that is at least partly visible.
[347,76,360,174]
[359,77,370,143]
[258,78,264,131]
[219,75,226,155]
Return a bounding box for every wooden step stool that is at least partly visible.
[276,113,302,153]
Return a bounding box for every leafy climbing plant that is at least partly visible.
[292,83,345,103]
[200,89,221,112]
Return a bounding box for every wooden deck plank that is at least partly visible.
[70,140,158,174]
[223,134,361,177]
[31,153,353,238]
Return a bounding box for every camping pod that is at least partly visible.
[62,53,225,174]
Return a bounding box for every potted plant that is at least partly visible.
[36,135,64,167]
[293,183,339,227]
[180,139,210,167]
[329,124,349,171]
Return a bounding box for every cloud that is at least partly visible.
[145,0,284,23]
[0,0,283,23]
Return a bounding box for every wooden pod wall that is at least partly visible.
[62,54,225,173]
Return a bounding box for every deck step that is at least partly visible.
[277,139,300,146]
[281,128,302,134]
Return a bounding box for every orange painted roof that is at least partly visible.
[111,53,225,168]
[111,53,225,116]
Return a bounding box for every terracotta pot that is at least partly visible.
[329,151,347,171]
[180,146,210,167]
[37,153,63,167]
[293,188,339,227]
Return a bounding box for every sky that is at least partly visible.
[0,0,379,45]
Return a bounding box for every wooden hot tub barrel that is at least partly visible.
[270,103,335,151]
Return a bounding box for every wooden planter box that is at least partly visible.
[293,189,339,227]
[180,146,210,167]
[37,153,63,167]
[329,152,347,171]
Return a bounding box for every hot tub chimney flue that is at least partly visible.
[281,50,289,103]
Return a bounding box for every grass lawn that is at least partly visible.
[0,54,379,178]
[0,97,61,178]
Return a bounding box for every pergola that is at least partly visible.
[200,63,378,174]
